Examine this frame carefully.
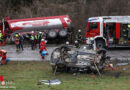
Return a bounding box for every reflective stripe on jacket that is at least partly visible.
[31,36,34,40]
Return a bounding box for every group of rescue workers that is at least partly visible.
[30,31,42,50]
[30,31,48,59]
[14,31,48,58]
[0,29,84,65]
[0,31,48,65]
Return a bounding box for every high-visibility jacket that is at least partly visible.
[0,32,2,40]
[14,37,19,45]
[31,35,34,40]
[35,35,37,40]
[128,24,130,28]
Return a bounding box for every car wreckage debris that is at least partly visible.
[38,79,61,85]
[50,45,112,75]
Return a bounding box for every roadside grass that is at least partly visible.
[0,61,130,90]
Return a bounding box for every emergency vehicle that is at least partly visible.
[86,16,130,49]
[0,15,72,43]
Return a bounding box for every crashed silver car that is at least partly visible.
[50,45,110,74]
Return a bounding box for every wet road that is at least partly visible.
[107,48,130,61]
[1,44,130,61]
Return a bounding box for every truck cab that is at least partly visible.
[86,16,130,50]
[86,17,105,49]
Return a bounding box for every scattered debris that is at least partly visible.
[38,79,61,85]
[116,63,129,66]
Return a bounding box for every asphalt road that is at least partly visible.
[1,44,130,61]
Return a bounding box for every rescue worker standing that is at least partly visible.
[14,34,20,52]
[19,33,24,51]
[30,31,35,50]
[40,39,47,53]
[75,29,82,48]
[0,50,7,65]
[77,29,82,43]
[38,32,42,48]
[34,32,38,48]
[40,39,48,59]
[0,31,3,46]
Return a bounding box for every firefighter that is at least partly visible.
[30,31,35,50]
[38,32,42,49]
[34,31,38,48]
[77,29,82,43]
[19,33,24,51]
[14,34,20,52]
[0,31,3,46]
[40,39,48,59]
[0,50,7,65]
[74,40,80,48]
[74,29,82,48]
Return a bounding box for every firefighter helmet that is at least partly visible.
[75,40,78,43]
[66,41,69,45]
[78,29,81,32]
[31,31,34,34]
[15,34,19,37]
[39,32,42,34]
[41,39,45,41]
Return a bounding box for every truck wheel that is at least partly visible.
[59,29,67,37]
[48,30,57,38]
[96,40,105,49]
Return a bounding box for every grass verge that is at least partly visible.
[0,61,130,90]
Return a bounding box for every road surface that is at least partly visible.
[1,44,130,61]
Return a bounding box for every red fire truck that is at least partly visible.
[86,16,130,50]
[0,15,72,43]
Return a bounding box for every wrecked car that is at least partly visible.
[50,45,111,75]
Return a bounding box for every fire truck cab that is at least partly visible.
[86,16,130,50]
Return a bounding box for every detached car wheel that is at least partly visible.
[59,29,67,37]
[48,30,57,38]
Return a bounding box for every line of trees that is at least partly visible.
[0,0,130,34]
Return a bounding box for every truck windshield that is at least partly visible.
[88,22,98,31]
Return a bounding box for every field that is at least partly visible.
[0,61,130,90]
